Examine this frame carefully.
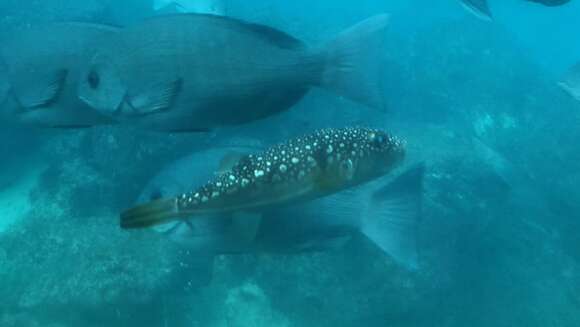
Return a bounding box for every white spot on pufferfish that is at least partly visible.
[201,196,209,203]
[327,145,333,154]
[241,178,250,187]
[279,164,288,173]
[211,191,220,198]
[254,169,264,178]
[291,157,299,164]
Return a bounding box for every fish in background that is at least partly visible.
[559,62,580,101]
[459,0,572,21]
[153,0,226,15]
[121,127,406,229]
[136,141,423,282]
[0,22,118,128]
[78,13,389,133]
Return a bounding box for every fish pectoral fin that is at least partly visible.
[120,198,180,229]
[229,212,262,243]
[360,164,425,271]
[128,78,182,115]
[218,151,249,173]
[17,69,67,108]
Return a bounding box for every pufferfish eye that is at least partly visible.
[87,70,100,89]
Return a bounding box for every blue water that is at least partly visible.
[1,1,579,326]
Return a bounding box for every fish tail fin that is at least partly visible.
[360,164,424,271]
[319,14,389,110]
[458,0,493,21]
[120,198,180,229]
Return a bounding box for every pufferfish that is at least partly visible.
[120,127,406,229]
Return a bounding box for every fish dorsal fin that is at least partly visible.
[150,13,305,50]
[241,21,304,50]
[218,151,248,173]
[153,1,183,13]
[16,69,67,109]
[199,13,305,49]
[128,78,182,115]
[229,212,262,243]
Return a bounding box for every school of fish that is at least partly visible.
[1,0,578,277]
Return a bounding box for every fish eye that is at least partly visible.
[87,70,100,89]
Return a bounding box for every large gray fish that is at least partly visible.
[0,22,117,128]
[138,144,423,274]
[459,0,572,21]
[559,62,580,101]
[78,14,389,132]
[121,127,405,229]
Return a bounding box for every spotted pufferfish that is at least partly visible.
[121,127,406,229]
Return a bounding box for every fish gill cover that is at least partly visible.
[0,1,580,327]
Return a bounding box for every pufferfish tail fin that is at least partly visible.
[120,198,181,229]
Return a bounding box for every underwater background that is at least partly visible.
[1,0,580,326]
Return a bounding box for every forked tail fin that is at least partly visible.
[319,14,389,110]
[360,164,424,271]
[120,198,180,229]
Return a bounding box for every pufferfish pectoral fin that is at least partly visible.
[120,198,181,229]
